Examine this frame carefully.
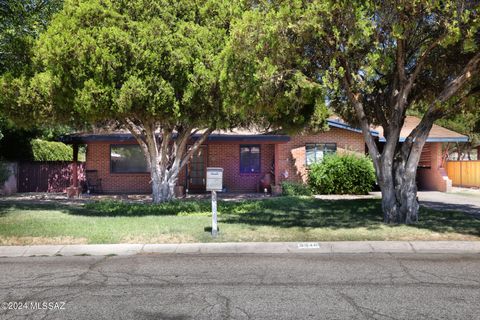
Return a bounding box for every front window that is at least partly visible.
[110,145,149,173]
[306,143,337,165]
[240,145,261,173]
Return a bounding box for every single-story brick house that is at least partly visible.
[63,116,467,194]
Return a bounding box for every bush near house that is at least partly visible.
[308,154,375,195]
[281,181,312,196]
[30,139,73,161]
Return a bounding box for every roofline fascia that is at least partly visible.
[378,137,469,143]
[327,119,380,137]
[61,133,291,144]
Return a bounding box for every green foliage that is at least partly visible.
[0,162,10,186]
[0,0,64,77]
[1,0,245,128]
[0,118,73,160]
[84,200,213,217]
[221,2,330,131]
[281,181,312,196]
[225,1,479,128]
[30,139,73,161]
[308,154,375,195]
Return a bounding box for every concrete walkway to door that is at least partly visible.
[417,188,480,219]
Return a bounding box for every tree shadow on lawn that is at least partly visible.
[0,199,211,217]
[221,198,385,230]
[219,198,480,237]
[0,197,478,237]
[0,201,79,216]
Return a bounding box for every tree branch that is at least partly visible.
[124,117,150,168]
[179,128,214,170]
[396,38,407,84]
[401,51,480,158]
[339,57,381,171]
[404,34,446,96]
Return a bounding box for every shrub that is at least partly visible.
[281,181,312,196]
[308,154,375,195]
[84,200,213,216]
[31,139,73,161]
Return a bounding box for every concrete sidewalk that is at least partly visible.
[1,241,480,257]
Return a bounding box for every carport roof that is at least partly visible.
[376,116,469,143]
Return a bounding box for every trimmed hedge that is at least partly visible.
[308,154,376,195]
[281,181,312,196]
[30,139,73,161]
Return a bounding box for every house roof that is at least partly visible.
[327,117,380,136]
[375,116,469,143]
[61,119,379,144]
[61,131,291,144]
[61,116,466,144]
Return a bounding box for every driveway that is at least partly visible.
[1,253,479,319]
[418,188,480,218]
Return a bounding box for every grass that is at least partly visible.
[0,196,478,245]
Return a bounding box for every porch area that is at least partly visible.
[63,131,290,195]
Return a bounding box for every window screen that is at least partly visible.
[240,145,261,173]
[110,145,149,173]
[305,143,337,165]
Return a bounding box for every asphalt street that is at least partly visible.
[0,253,479,319]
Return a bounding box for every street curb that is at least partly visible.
[1,241,480,257]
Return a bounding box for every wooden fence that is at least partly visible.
[446,160,480,188]
[17,162,85,193]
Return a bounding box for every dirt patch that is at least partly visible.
[314,193,381,200]
[394,234,480,241]
[121,234,197,244]
[0,236,88,246]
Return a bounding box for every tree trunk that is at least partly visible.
[124,118,213,204]
[150,167,179,204]
[379,161,420,224]
[150,167,162,203]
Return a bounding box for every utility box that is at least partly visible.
[206,167,223,191]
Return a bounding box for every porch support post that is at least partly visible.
[271,143,284,196]
[67,144,80,198]
[274,143,280,185]
[72,144,79,188]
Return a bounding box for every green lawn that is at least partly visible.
[0,196,478,245]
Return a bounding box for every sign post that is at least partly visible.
[206,167,223,237]
[211,190,218,237]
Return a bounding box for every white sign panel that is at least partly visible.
[206,167,223,191]
[297,242,320,249]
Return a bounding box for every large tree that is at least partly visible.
[223,0,480,223]
[1,0,320,202]
[2,0,243,202]
[0,0,64,142]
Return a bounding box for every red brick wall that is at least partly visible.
[417,142,451,192]
[207,143,274,193]
[84,128,365,193]
[86,142,151,193]
[275,128,366,184]
[86,140,275,193]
